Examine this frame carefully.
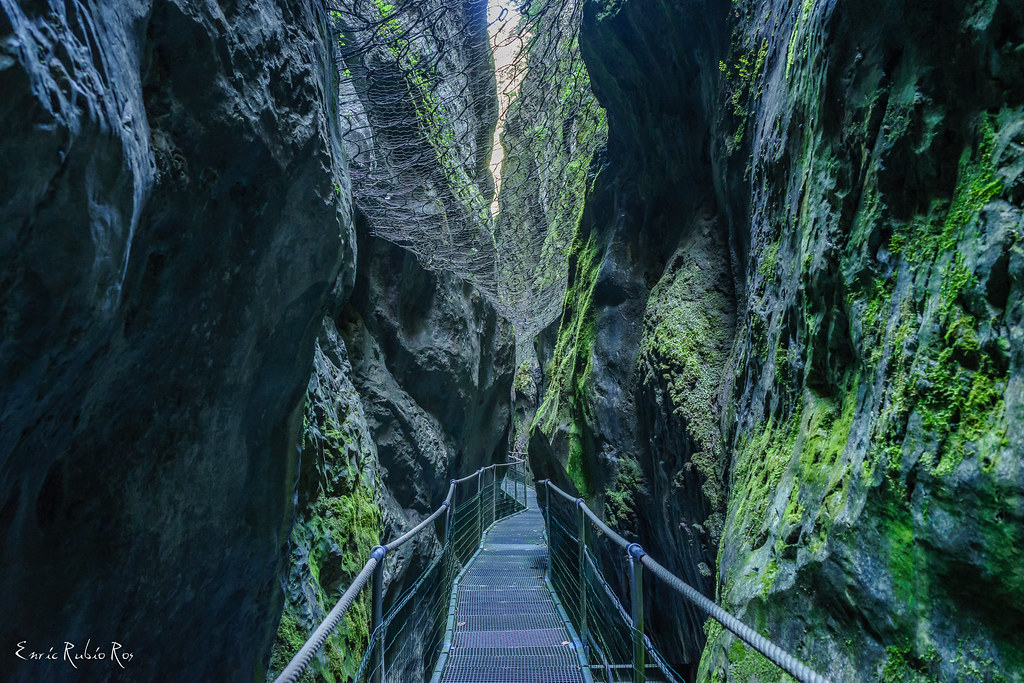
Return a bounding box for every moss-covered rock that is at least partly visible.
[268,320,382,683]
[537,0,1024,681]
[702,0,1024,680]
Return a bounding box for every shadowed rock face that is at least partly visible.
[267,0,513,672]
[530,0,730,674]
[342,226,514,502]
[0,1,350,679]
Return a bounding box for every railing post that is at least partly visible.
[370,545,388,683]
[628,543,645,683]
[543,482,552,581]
[522,464,527,510]
[443,492,453,545]
[491,467,497,523]
[477,470,484,548]
[514,464,519,509]
[576,499,589,656]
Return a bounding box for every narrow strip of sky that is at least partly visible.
[487,1,528,218]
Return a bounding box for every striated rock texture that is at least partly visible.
[0,0,350,680]
[704,0,1024,680]
[534,0,1024,681]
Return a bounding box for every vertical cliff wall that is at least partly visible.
[531,0,731,671]
[270,225,515,683]
[0,0,350,680]
[533,0,1024,681]
[706,0,1024,680]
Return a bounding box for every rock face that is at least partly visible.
[705,1,1024,680]
[531,0,730,672]
[533,0,1024,681]
[0,1,349,680]
[267,317,382,682]
[341,228,515,500]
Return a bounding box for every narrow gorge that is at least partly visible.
[0,1,1021,682]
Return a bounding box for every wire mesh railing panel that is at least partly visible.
[360,544,454,683]
[541,484,686,683]
[538,479,830,683]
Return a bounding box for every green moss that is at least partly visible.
[728,638,795,682]
[759,238,781,278]
[798,380,857,489]
[604,458,644,527]
[890,114,1002,264]
[268,612,315,682]
[638,263,733,452]
[881,645,941,683]
[724,38,769,154]
[730,412,801,546]
[882,641,1012,683]
[785,0,816,79]
[566,420,591,498]
[759,560,780,597]
[531,228,605,496]
[882,496,920,608]
[534,231,603,434]
[269,386,383,682]
[940,116,1002,248]
[914,253,1007,477]
[513,361,534,395]
[873,114,1008,480]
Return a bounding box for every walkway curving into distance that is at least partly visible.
[279,462,827,683]
[437,486,590,683]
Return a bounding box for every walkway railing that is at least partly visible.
[537,478,830,683]
[272,457,531,683]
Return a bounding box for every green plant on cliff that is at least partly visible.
[723,37,769,153]
[533,230,605,497]
[605,458,644,528]
[269,393,381,683]
[785,0,816,79]
[513,361,534,395]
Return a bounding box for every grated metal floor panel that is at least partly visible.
[440,488,586,683]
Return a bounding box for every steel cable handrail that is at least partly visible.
[275,557,380,683]
[537,478,830,683]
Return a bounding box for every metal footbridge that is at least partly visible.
[434,486,586,683]
[273,457,829,683]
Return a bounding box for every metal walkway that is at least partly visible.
[274,458,829,683]
[438,487,588,683]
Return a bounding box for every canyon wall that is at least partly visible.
[532,0,1024,680]
[267,1,514,679]
[0,0,350,680]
